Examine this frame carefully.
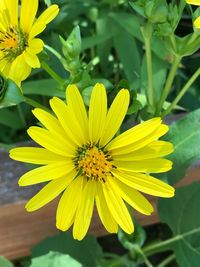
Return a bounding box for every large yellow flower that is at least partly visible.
[0,0,59,85]
[10,84,175,240]
[186,0,200,28]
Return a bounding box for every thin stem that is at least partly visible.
[137,247,155,267]
[24,96,50,112]
[162,67,200,117]
[144,33,154,107]
[157,254,176,267]
[155,56,181,115]
[143,226,200,256]
[41,61,65,86]
[44,44,64,62]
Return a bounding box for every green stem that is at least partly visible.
[157,254,176,267]
[41,61,65,86]
[137,247,155,267]
[155,56,181,115]
[162,67,200,117]
[24,96,50,112]
[143,32,154,107]
[44,44,64,62]
[17,105,26,127]
[143,226,200,256]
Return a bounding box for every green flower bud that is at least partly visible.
[145,0,168,24]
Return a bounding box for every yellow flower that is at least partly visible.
[10,83,175,240]
[0,0,59,85]
[186,0,200,28]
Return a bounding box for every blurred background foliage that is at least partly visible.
[1,0,200,266]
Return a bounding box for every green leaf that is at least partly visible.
[44,0,51,6]
[22,79,65,98]
[0,109,24,129]
[32,233,103,267]
[0,79,25,108]
[158,183,200,267]
[164,109,200,184]
[0,256,13,267]
[30,251,82,267]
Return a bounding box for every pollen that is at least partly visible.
[76,146,113,182]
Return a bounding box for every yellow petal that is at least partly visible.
[25,173,75,212]
[27,126,75,157]
[113,141,174,161]
[109,177,153,215]
[19,161,75,186]
[100,89,130,146]
[28,38,44,54]
[32,108,67,137]
[89,83,107,143]
[36,4,59,24]
[23,49,40,68]
[103,181,134,234]
[29,21,46,40]
[110,124,169,155]
[112,170,175,198]
[20,0,38,33]
[107,118,161,151]
[8,54,31,85]
[5,0,18,26]
[73,180,96,240]
[9,147,67,165]
[194,16,200,28]
[66,84,89,141]
[96,182,118,233]
[56,176,84,231]
[186,0,200,5]
[50,97,85,146]
[115,158,172,173]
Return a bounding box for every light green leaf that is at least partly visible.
[165,109,200,184]
[158,183,200,267]
[30,251,82,267]
[0,256,13,267]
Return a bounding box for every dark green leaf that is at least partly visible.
[158,183,200,267]
[32,233,103,267]
[0,109,24,129]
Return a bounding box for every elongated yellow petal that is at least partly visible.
[100,89,130,146]
[115,158,172,173]
[96,182,118,233]
[186,0,200,5]
[32,108,67,138]
[110,124,168,155]
[107,118,161,151]
[5,0,18,26]
[50,97,85,146]
[29,21,46,39]
[109,177,153,215]
[89,83,107,143]
[20,0,38,33]
[103,181,134,234]
[112,170,175,198]
[73,180,96,240]
[26,173,75,212]
[113,141,174,161]
[57,176,84,231]
[27,126,75,157]
[9,147,67,165]
[19,161,75,186]
[194,16,200,28]
[36,4,59,24]
[66,84,89,141]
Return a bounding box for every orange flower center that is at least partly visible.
[76,146,113,182]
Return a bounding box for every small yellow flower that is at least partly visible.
[0,0,59,85]
[10,83,175,240]
[186,0,200,28]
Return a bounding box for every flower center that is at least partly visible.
[0,27,28,61]
[75,145,113,182]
